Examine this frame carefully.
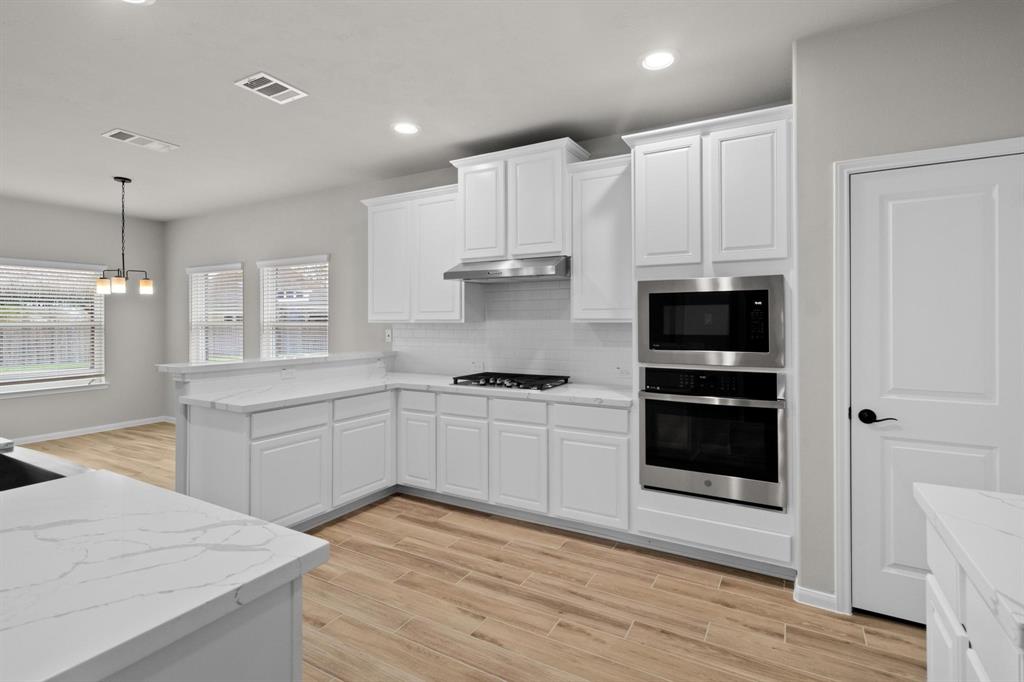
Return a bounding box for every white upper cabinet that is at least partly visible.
[413,191,463,320]
[365,185,478,323]
[452,139,588,261]
[507,149,565,257]
[631,134,702,266]
[569,156,633,322]
[366,201,411,321]
[707,119,789,261]
[624,105,792,267]
[457,161,506,261]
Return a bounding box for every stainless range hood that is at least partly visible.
[443,256,570,283]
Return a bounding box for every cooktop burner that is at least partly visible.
[452,372,569,391]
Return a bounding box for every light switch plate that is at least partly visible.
[384,327,392,344]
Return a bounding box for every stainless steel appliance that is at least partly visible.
[640,367,786,509]
[444,256,570,283]
[638,275,785,368]
[452,372,569,390]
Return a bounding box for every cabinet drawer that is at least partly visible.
[551,404,628,434]
[928,522,963,622]
[251,402,329,439]
[491,398,546,425]
[439,393,488,418]
[964,579,1021,682]
[334,391,390,421]
[399,390,436,413]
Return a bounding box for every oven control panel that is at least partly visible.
[642,368,778,400]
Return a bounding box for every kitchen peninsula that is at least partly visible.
[0,456,328,682]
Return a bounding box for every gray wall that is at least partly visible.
[0,195,168,439]
[794,0,1024,594]
[161,166,458,409]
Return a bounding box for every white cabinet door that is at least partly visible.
[458,160,506,261]
[250,426,331,526]
[633,134,701,266]
[963,650,991,682]
[332,411,393,507]
[397,410,437,490]
[708,120,789,261]
[489,422,548,513]
[550,429,628,529]
[438,415,488,500]
[507,149,564,257]
[367,202,411,321]
[413,191,463,321]
[926,575,968,682]
[570,157,632,321]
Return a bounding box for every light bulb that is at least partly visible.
[111,276,127,294]
[641,51,676,71]
[392,122,420,135]
[138,278,154,295]
[96,277,111,295]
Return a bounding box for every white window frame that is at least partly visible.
[0,257,108,397]
[187,262,244,363]
[257,255,329,360]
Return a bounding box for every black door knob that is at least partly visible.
[858,409,899,424]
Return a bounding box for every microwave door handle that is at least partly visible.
[639,392,785,410]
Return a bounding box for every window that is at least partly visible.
[258,255,329,359]
[188,263,243,363]
[0,258,106,390]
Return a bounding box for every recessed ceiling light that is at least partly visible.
[641,51,675,71]
[121,0,156,5]
[392,122,420,135]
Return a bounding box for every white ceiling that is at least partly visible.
[0,0,945,221]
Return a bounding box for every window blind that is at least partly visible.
[188,264,243,363]
[0,260,105,386]
[258,256,329,359]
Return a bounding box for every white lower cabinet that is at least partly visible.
[489,421,548,513]
[926,575,967,682]
[332,411,393,506]
[398,410,437,490]
[965,649,991,682]
[438,415,489,501]
[549,428,628,530]
[250,426,331,527]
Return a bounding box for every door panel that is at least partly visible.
[851,153,1024,622]
[458,161,506,260]
[251,427,331,526]
[332,412,392,506]
[413,192,463,320]
[508,150,563,256]
[633,135,701,266]
[438,415,488,500]
[367,203,411,321]
[397,410,436,490]
[489,422,548,512]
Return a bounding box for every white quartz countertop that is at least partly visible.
[914,483,1024,646]
[156,351,394,376]
[180,371,634,412]
[0,470,329,682]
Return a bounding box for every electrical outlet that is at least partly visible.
[384,327,392,344]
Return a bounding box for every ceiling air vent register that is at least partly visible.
[234,72,308,104]
[102,129,179,152]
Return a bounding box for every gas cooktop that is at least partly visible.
[452,372,569,391]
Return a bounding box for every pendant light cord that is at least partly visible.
[120,179,127,277]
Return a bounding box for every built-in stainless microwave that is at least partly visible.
[638,275,785,368]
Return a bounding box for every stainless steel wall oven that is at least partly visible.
[640,367,786,509]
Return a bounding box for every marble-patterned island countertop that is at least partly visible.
[914,483,1024,647]
[180,371,634,413]
[0,470,329,682]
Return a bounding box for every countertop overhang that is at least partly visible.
[0,470,329,681]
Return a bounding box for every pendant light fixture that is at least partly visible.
[96,176,153,296]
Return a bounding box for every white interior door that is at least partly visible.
[851,153,1023,622]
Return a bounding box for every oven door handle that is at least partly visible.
[639,392,785,410]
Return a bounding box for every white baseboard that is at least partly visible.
[793,582,842,613]
[15,416,175,445]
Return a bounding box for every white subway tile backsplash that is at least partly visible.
[392,280,631,387]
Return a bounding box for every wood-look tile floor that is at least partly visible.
[32,424,925,681]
